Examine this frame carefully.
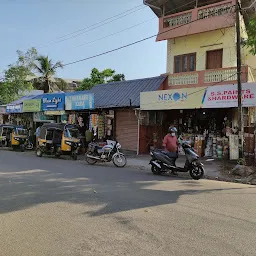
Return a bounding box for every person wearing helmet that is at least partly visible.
[163,126,178,168]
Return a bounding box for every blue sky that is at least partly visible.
[0,0,166,80]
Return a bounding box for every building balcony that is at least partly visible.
[157,0,236,41]
[164,66,253,89]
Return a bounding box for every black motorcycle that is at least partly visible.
[149,143,204,180]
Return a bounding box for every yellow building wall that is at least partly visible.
[167,25,256,81]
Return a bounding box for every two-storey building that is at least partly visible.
[138,0,256,158]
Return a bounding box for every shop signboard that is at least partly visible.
[23,99,42,112]
[201,83,256,108]
[140,83,256,110]
[42,93,65,111]
[44,110,66,116]
[65,92,94,110]
[6,104,23,113]
[140,87,207,110]
[33,112,55,122]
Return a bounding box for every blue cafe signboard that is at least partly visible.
[42,93,65,111]
[65,92,94,110]
[6,104,22,113]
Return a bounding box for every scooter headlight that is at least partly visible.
[150,152,153,156]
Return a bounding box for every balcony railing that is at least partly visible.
[157,0,236,41]
[168,72,198,85]
[164,12,192,28]
[197,2,234,20]
[167,66,250,88]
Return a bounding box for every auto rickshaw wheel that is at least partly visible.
[36,148,43,157]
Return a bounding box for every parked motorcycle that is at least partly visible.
[25,138,34,150]
[149,143,204,180]
[86,140,127,167]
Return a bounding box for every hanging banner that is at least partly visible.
[140,83,256,110]
[6,104,23,113]
[44,110,66,116]
[23,99,41,112]
[65,92,94,110]
[202,83,256,108]
[42,93,65,111]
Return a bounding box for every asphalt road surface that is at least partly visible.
[0,150,256,256]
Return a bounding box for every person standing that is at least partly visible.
[163,127,179,167]
[36,124,41,147]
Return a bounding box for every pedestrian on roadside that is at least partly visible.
[36,124,42,147]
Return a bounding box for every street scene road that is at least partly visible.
[1,150,256,256]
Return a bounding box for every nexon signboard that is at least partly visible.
[42,93,65,111]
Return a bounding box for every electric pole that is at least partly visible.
[236,0,243,158]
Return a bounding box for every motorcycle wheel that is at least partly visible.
[20,145,25,152]
[151,165,161,175]
[113,154,127,168]
[86,153,97,165]
[189,165,204,180]
[26,143,33,150]
[71,153,78,161]
[36,148,43,157]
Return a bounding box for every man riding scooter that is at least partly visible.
[163,127,179,173]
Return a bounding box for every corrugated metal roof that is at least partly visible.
[90,76,167,109]
[7,94,40,106]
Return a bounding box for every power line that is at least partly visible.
[40,0,197,49]
[63,4,236,67]
[38,5,146,48]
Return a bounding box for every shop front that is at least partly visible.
[65,91,95,150]
[140,83,256,159]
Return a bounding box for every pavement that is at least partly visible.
[1,149,256,256]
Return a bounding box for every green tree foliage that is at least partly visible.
[33,55,65,93]
[244,17,256,55]
[77,68,125,91]
[0,48,37,104]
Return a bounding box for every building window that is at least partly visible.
[206,49,223,69]
[174,53,196,73]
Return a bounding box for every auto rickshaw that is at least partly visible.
[0,124,28,151]
[11,127,29,151]
[0,124,16,147]
[36,123,81,160]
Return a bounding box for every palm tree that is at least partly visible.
[33,55,65,93]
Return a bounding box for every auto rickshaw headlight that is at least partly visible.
[65,141,72,146]
[14,137,20,141]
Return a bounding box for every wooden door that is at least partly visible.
[206,49,223,69]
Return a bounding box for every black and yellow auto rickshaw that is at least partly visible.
[0,124,28,151]
[11,127,29,151]
[36,123,81,160]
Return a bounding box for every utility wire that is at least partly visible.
[38,5,146,48]
[40,0,197,49]
[63,4,236,66]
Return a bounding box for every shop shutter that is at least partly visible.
[115,109,138,152]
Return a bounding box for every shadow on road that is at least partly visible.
[0,150,252,216]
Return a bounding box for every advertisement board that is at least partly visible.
[140,83,256,110]
[23,99,41,112]
[140,87,207,110]
[65,92,94,110]
[42,93,65,111]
